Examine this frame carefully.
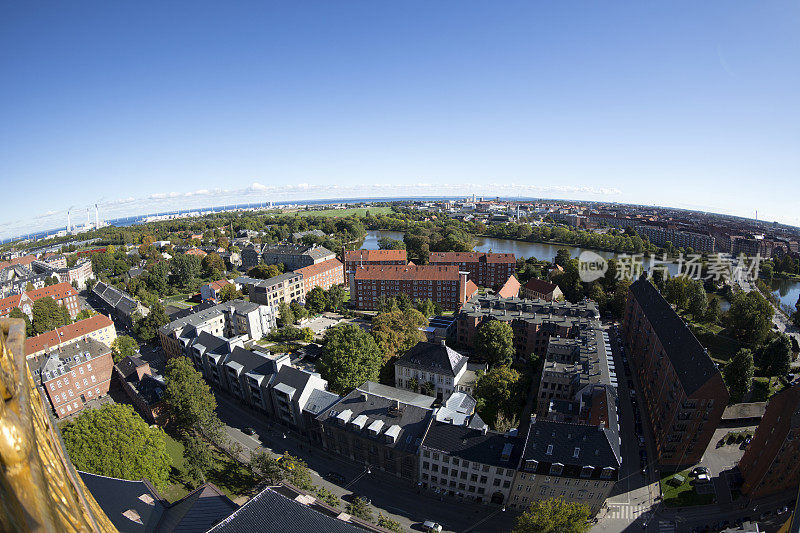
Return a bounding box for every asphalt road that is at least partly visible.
[214,392,519,533]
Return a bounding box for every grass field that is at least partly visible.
[660,470,715,507]
[161,433,259,503]
[287,207,393,218]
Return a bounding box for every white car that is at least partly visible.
[696,473,711,483]
[423,521,443,532]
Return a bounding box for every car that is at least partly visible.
[778,506,789,514]
[352,494,372,505]
[695,473,711,483]
[638,436,645,447]
[325,471,347,484]
[744,435,752,445]
[423,521,443,533]
[243,426,257,436]
[691,466,709,477]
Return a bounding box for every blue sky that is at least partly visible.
[1,1,798,238]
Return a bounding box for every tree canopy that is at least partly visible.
[475,320,515,367]
[247,264,282,279]
[62,403,171,490]
[135,302,170,341]
[371,309,428,361]
[164,356,220,435]
[218,283,243,302]
[31,296,71,335]
[172,253,202,288]
[474,366,523,430]
[318,324,383,394]
[728,291,774,346]
[759,334,792,384]
[723,348,754,403]
[111,335,139,363]
[512,498,591,533]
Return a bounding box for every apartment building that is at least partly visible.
[32,259,94,289]
[634,225,715,254]
[115,355,167,425]
[0,282,81,320]
[429,252,516,289]
[394,340,470,401]
[295,258,344,295]
[237,272,304,307]
[158,299,276,359]
[343,249,407,286]
[456,294,600,362]
[738,385,800,499]
[536,328,614,418]
[623,278,729,468]
[25,313,117,359]
[508,418,621,514]
[316,382,436,481]
[419,423,521,504]
[30,338,113,418]
[349,265,475,311]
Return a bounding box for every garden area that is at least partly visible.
[660,470,715,507]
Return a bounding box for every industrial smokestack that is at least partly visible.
[67,210,71,233]
[95,204,99,228]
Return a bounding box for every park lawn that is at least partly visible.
[660,470,715,507]
[289,207,393,218]
[161,433,259,503]
[750,377,786,402]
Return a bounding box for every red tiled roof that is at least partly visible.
[344,249,407,262]
[207,279,232,291]
[185,248,207,257]
[353,265,461,281]
[524,278,558,294]
[26,282,77,302]
[429,252,515,264]
[465,280,479,299]
[25,314,114,356]
[0,294,24,315]
[0,255,37,270]
[497,275,521,299]
[296,258,343,278]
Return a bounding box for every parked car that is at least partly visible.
[778,506,789,514]
[325,471,347,484]
[638,436,646,447]
[423,521,443,532]
[691,466,709,477]
[243,426,257,436]
[695,473,711,483]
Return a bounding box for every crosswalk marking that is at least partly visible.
[604,503,651,520]
[659,520,676,532]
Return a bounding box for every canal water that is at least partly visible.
[361,230,800,309]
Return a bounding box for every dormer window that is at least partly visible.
[546,444,553,455]
[549,463,563,475]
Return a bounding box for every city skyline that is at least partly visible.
[2,1,799,237]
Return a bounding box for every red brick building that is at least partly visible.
[343,249,407,287]
[738,385,800,498]
[521,278,563,301]
[25,313,117,358]
[296,258,344,296]
[349,265,475,311]
[31,337,114,418]
[0,281,80,320]
[623,278,729,468]
[428,252,515,289]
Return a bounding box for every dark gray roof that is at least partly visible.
[117,354,149,380]
[157,483,237,533]
[207,486,365,533]
[79,471,165,533]
[519,418,621,480]
[422,422,523,468]
[629,278,721,396]
[395,341,467,377]
[168,301,217,321]
[303,389,341,416]
[316,387,434,454]
[226,346,279,376]
[191,331,230,354]
[273,365,319,403]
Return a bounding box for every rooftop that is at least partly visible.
[629,278,723,396]
[429,251,516,264]
[31,337,111,382]
[353,264,462,281]
[422,422,523,468]
[344,249,408,262]
[24,313,114,356]
[395,341,468,377]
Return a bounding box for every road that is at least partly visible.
[214,391,518,533]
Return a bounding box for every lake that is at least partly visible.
[361,230,800,309]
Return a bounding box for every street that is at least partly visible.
[214,391,519,533]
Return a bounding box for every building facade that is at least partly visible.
[349,265,474,311]
[237,273,305,307]
[394,340,470,401]
[429,252,516,288]
[738,385,800,498]
[295,258,344,295]
[31,338,114,418]
[521,278,563,302]
[623,278,729,468]
[343,249,408,287]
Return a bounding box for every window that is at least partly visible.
[79,367,84,375]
